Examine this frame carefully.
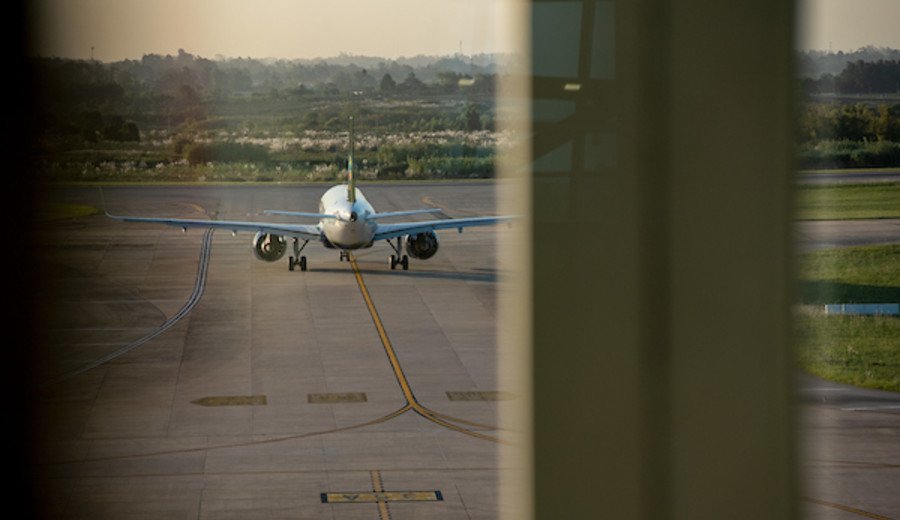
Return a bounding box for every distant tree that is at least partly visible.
[874,104,900,141]
[399,72,426,94]
[471,73,495,95]
[379,73,397,93]
[835,60,900,94]
[434,71,460,93]
[462,102,482,132]
[176,84,199,102]
[835,104,876,141]
[101,115,140,142]
[355,69,377,92]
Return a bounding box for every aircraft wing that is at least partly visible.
[106,213,322,240]
[373,216,514,241]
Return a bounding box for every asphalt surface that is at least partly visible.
[32,183,519,519]
[799,375,900,520]
[795,219,900,251]
[28,181,900,519]
[796,170,900,185]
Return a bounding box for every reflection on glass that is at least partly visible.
[532,2,582,78]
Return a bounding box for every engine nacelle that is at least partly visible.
[253,232,287,262]
[405,231,439,260]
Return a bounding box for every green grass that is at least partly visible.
[795,311,900,391]
[795,245,900,391]
[34,202,103,221]
[794,182,900,220]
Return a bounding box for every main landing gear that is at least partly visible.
[287,238,412,272]
[288,238,309,271]
[387,237,409,270]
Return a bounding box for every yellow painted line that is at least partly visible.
[349,256,417,405]
[447,391,515,401]
[191,396,266,407]
[425,409,501,431]
[321,491,443,503]
[349,255,505,444]
[371,470,390,519]
[416,409,504,443]
[803,497,895,520]
[307,392,367,403]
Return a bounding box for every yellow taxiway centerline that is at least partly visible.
[349,255,504,444]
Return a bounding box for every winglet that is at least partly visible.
[347,116,357,203]
[98,186,111,216]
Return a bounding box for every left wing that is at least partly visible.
[107,213,322,240]
[374,216,514,241]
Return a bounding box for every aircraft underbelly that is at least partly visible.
[323,221,375,249]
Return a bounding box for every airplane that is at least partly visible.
[106,118,512,271]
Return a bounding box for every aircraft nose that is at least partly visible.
[349,211,358,222]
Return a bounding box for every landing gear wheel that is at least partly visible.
[389,254,409,270]
[289,256,308,272]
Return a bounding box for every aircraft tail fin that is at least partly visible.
[347,117,357,203]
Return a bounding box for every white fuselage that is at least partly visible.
[318,185,377,249]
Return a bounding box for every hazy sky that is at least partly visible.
[30,0,520,61]
[796,0,900,51]
[29,0,900,62]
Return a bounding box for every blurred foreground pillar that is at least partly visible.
[526,0,796,518]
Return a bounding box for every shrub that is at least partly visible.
[184,141,271,165]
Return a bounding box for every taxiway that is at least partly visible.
[33,183,518,519]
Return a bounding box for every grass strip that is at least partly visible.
[34,202,103,222]
[794,182,900,220]
[795,245,900,392]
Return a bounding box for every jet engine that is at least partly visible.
[253,232,287,262]
[405,231,439,260]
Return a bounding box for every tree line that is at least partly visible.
[794,48,900,168]
[797,46,900,79]
[798,59,900,96]
[32,49,506,101]
[31,50,503,146]
[796,103,900,169]
[31,50,507,181]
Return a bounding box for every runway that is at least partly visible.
[32,183,519,519]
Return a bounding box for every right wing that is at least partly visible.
[373,215,514,241]
[106,213,322,240]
